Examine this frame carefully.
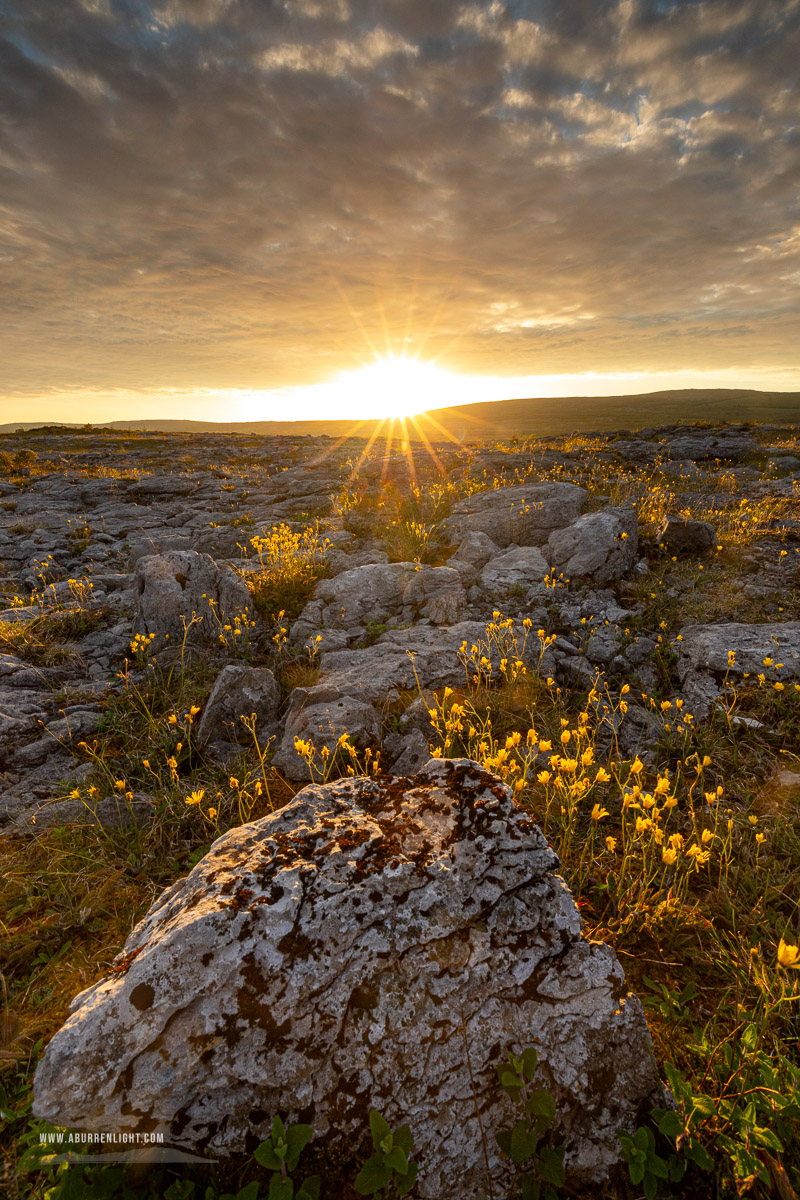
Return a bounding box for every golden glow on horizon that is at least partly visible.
[5,365,800,426]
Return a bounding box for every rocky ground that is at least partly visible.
[1,420,799,1199]
[1,421,798,828]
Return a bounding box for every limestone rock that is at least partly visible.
[442,482,587,548]
[33,760,661,1193]
[291,563,467,649]
[662,432,757,462]
[133,550,253,653]
[383,727,430,775]
[272,693,382,781]
[676,621,800,715]
[315,621,491,702]
[657,516,716,556]
[446,531,501,583]
[547,507,638,584]
[481,545,549,594]
[195,665,281,748]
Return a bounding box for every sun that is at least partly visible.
[327,354,460,419]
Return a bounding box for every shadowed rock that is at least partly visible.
[657,516,716,556]
[33,760,661,1195]
[134,550,253,653]
[195,665,280,749]
[271,693,382,781]
[547,506,638,584]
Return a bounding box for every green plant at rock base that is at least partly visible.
[253,1116,320,1200]
[495,1048,565,1200]
[354,1109,418,1197]
[616,1125,681,1199]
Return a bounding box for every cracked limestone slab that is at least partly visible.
[34,759,661,1196]
[676,621,800,716]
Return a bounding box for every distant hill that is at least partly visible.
[2,388,799,441]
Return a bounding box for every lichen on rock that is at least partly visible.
[34,759,661,1197]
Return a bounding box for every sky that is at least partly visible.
[1,0,799,424]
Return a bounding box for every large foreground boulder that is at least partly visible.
[34,760,661,1196]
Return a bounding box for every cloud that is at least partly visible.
[0,0,798,410]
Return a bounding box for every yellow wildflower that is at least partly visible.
[777,939,800,969]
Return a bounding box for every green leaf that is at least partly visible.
[268,1175,293,1200]
[500,1070,523,1091]
[633,1127,651,1151]
[741,1023,758,1050]
[751,1125,783,1154]
[732,1143,765,1184]
[629,1160,645,1185]
[271,1116,286,1144]
[691,1095,716,1119]
[647,1153,669,1179]
[165,1182,195,1200]
[496,1130,512,1157]
[394,1161,418,1197]
[643,1172,657,1200]
[685,1141,714,1172]
[509,1120,538,1164]
[519,1174,540,1200]
[296,1177,321,1200]
[385,1146,408,1175]
[354,1154,393,1195]
[669,1156,687,1182]
[254,1141,282,1172]
[657,1110,683,1140]
[520,1048,538,1080]
[392,1124,414,1155]
[234,1184,261,1200]
[285,1124,313,1172]
[525,1091,555,1125]
[663,1063,691,1101]
[368,1110,392,1152]
[538,1147,566,1187]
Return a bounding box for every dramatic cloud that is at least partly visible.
[0,0,798,417]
